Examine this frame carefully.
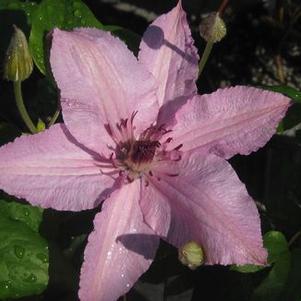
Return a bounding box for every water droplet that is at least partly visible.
[36,253,48,263]
[24,273,37,283]
[0,280,12,290]
[126,283,130,288]
[74,10,81,18]
[121,273,124,278]
[14,245,25,259]
[39,16,43,21]
[23,209,29,216]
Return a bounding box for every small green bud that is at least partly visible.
[37,119,46,132]
[4,25,33,82]
[199,12,227,43]
[178,241,205,270]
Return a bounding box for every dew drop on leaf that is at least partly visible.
[24,273,37,283]
[14,245,25,258]
[36,253,48,263]
[0,280,12,290]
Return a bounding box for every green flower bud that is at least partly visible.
[199,12,227,43]
[4,25,33,82]
[178,241,205,270]
[37,119,46,132]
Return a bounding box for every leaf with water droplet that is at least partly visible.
[14,245,25,259]
[24,273,37,283]
[0,199,48,299]
[0,199,42,232]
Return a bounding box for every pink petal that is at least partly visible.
[170,87,290,159]
[0,124,115,211]
[50,28,159,154]
[148,151,267,265]
[138,1,199,124]
[79,181,159,301]
[140,182,171,239]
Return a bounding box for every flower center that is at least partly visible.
[103,112,182,182]
[120,139,160,174]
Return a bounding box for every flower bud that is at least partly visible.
[4,25,33,82]
[178,241,204,270]
[199,12,227,43]
[37,119,46,132]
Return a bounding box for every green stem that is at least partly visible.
[198,40,213,78]
[13,80,37,134]
[48,108,60,127]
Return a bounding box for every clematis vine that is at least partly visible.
[0,1,290,301]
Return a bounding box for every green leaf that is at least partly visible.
[264,231,289,264]
[251,231,291,301]
[0,200,48,299]
[29,0,104,74]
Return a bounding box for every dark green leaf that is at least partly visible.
[282,248,301,301]
[251,231,291,301]
[0,200,48,299]
[264,231,289,264]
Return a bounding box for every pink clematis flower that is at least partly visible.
[0,1,290,300]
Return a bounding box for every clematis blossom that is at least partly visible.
[0,1,290,301]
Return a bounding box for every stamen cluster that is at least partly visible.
[103,112,183,182]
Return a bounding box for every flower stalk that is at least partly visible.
[198,0,228,77]
[13,80,37,134]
